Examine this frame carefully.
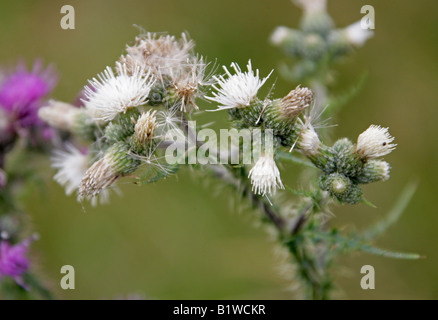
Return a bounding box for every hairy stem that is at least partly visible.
[208,163,332,299]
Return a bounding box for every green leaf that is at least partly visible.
[361,197,377,208]
[309,230,421,260]
[363,181,418,240]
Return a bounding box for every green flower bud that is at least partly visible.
[228,99,264,127]
[320,172,362,205]
[104,109,138,143]
[73,111,101,141]
[299,33,327,60]
[270,27,303,57]
[355,160,391,184]
[104,123,127,144]
[328,30,354,58]
[320,138,363,176]
[300,11,334,39]
[79,142,141,199]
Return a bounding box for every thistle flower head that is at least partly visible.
[356,160,391,184]
[79,157,121,201]
[344,21,374,47]
[270,26,293,46]
[38,100,81,131]
[298,123,321,156]
[0,234,37,288]
[79,142,140,201]
[320,172,362,204]
[51,144,89,196]
[0,60,57,128]
[206,60,272,110]
[280,85,313,119]
[82,63,155,122]
[135,110,158,145]
[356,125,396,159]
[294,0,327,14]
[249,153,284,196]
[120,32,194,78]
[169,56,210,112]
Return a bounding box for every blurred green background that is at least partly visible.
[0,0,437,299]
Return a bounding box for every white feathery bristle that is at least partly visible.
[356,125,396,159]
[270,26,290,45]
[345,21,374,47]
[122,32,195,77]
[170,56,210,111]
[299,124,320,156]
[83,63,155,122]
[249,154,284,196]
[206,60,272,110]
[78,156,120,201]
[51,144,89,196]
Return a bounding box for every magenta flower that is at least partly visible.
[0,60,57,129]
[0,236,36,288]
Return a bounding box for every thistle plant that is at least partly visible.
[35,8,420,299]
[0,0,409,301]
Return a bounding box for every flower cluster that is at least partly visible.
[41,32,394,206]
[270,0,373,81]
[298,124,395,204]
[207,60,312,196]
[40,32,209,203]
[207,59,395,202]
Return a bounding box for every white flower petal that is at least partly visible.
[249,154,284,196]
[51,144,89,196]
[356,125,396,159]
[206,60,272,110]
[83,63,155,122]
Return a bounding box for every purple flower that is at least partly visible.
[0,235,36,288]
[0,60,57,129]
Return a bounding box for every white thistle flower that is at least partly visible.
[120,32,194,78]
[270,26,291,45]
[83,62,155,122]
[38,100,81,131]
[356,125,396,159]
[344,21,374,47]
[249,154,284,196]
[170,56,211,112]
[51,144,89,196]
[299,124,321,156]
[206,60,272,111]
[294,0,327,14]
